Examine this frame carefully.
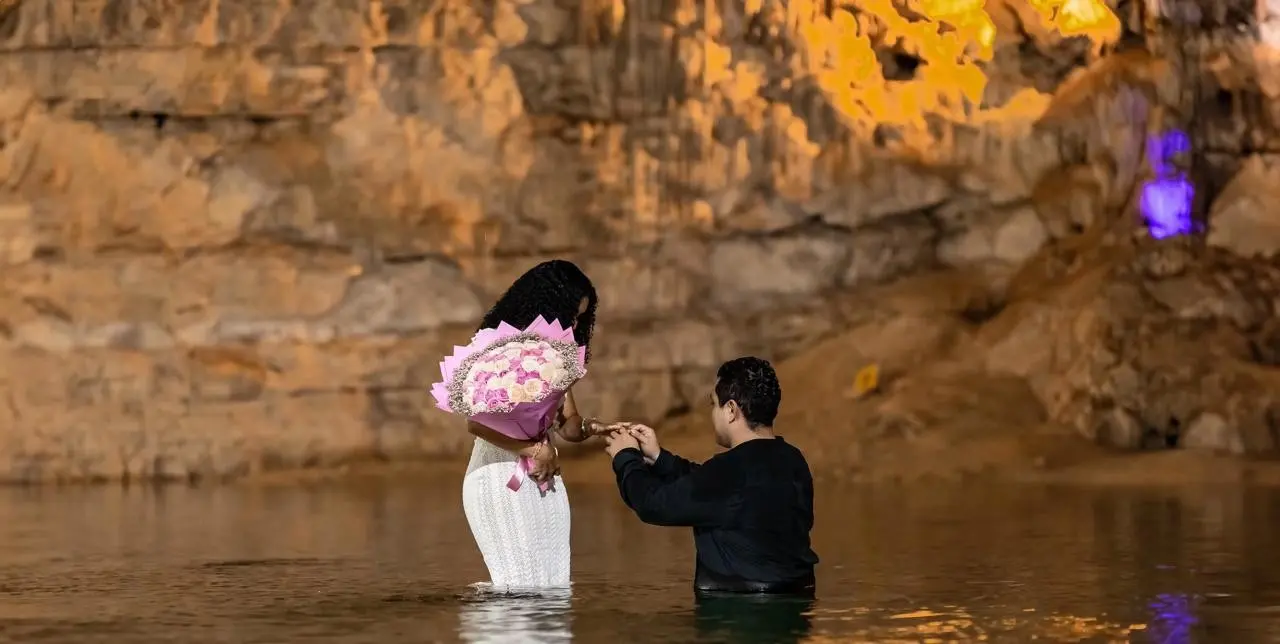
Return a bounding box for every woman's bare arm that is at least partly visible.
[555,389,608,443]
[557,415,598,442]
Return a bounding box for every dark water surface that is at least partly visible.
[1,479,1279,643]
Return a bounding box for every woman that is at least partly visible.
[462,260,607,588]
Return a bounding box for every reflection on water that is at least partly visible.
[1,480,1280,642]
[457,587,572,643]
[1148,593,1197,643]
[693,593,814,643]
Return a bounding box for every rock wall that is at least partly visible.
[0,0,1275,482]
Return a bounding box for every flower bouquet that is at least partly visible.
[430,316,587,491]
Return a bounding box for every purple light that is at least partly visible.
[1139,130,1196,239]
[1146,593,1197,643]
[1140,176,1196,239]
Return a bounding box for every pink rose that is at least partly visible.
[485,389,509,410]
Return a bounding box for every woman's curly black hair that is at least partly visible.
[479,260,598,361]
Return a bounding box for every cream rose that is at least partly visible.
[523,378,546,399]
[507,384,531,404]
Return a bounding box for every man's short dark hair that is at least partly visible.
[714,357,781,429]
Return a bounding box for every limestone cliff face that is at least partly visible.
[0,0,1276,482]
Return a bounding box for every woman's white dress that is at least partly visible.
[462,437,571,588]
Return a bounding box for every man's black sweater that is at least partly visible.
[611,437,819,594]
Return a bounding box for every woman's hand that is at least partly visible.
[583,418,611,438]
[522,442,560,482]
[558,416,613,443]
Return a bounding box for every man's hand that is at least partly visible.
[625,423,661,464]
[603,428,640,459]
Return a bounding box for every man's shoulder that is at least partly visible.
[781,437,810,460]
[772,438,814,478]
[743,436,806,456]
[696,450,733,470]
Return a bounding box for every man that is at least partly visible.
[604,357,819,595]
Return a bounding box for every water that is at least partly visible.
[1,479,1279,643]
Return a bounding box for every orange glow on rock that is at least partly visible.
[794,0,1121,132]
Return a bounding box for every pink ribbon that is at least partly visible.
[507,434,553,493]
[506,408,562,493]
[506,455,552,493]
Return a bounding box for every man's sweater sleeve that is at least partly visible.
[611,448,731,528]
[650,448,699,481]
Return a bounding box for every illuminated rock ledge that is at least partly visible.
[0,0,1276,482]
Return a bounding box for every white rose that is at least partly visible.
[521,358,542,373]
[537,363,556,381]
[548,367,567,384]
